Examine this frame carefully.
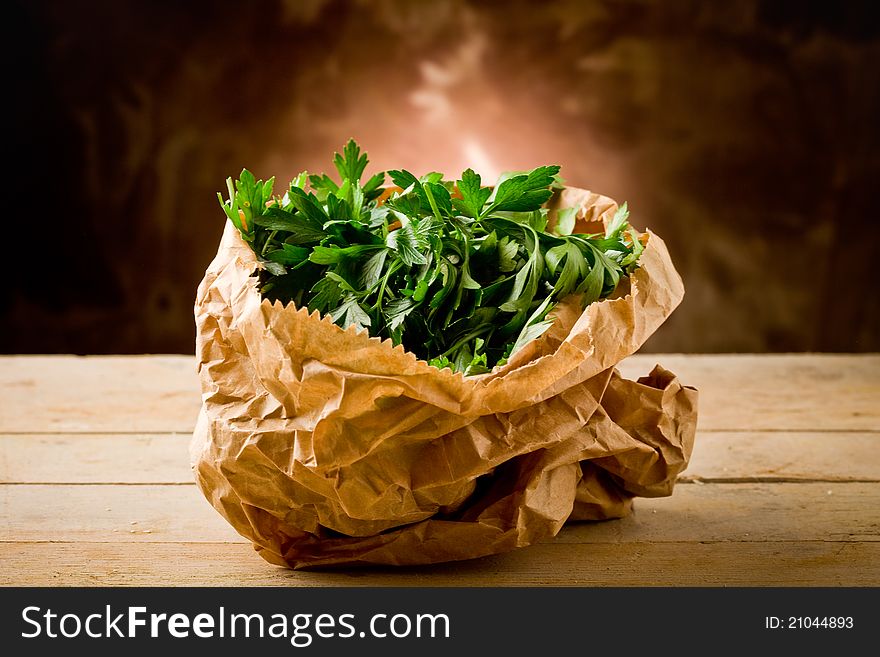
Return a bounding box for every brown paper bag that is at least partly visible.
[190,187,698,568]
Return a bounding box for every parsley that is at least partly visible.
[218,139,644,374]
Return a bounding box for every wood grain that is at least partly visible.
[1,354,878,433]
[0,433,194,484]
[682,431,880,482]
[2,483,876,544]
[0,356,201,433]
[1,354,877,587]
[3,430,876,484]
[618,353,880,431]
[1,541,875,587]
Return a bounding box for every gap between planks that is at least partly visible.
[2,428,877,436]
[1,479,877,486]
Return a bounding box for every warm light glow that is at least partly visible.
[461,137,501,182]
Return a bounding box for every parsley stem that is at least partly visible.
[438,326,492,358]
[373,259,402,313]
[261,230,278,256]
[423,183,444,222]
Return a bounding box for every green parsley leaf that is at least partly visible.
[333,139,369,186]
[554,207,578,236]
[486,165,561,215]
[453,169,492,219]
[330,296,372,331]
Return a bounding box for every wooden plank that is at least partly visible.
[619,353,880,431]
[0,431,880,484]
[557,482,880,544]
[682,431,880,482]
[2,483,877,544]
[0,541,876,586]
[1,354,878,433]
[0,433,194,484]
[2,430,877,485]
[0,484,241,544]
[0,356,201,433]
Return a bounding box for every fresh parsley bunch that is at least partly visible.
[218,140,643,375]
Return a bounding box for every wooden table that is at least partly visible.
[1,355,877,586]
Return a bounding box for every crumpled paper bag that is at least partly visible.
[191,187,698,568]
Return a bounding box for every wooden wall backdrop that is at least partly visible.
[5,0,879,354]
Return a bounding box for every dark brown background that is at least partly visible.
[4,0,879,354]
